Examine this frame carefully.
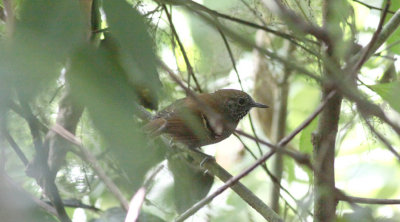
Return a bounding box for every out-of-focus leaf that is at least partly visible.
[379,61,397,83]
[90,207,165,222]
[338,207,374,222]
[298,117,318,183]
[102,0,161,110]
[15,0,85,58]
[285,157,295,183]
[384,0,400,54]
[325,0,351,59]
[90,207,125,222]
[168,154,214,213]
[299,117,318,154]
[0,176,57,222]
[1,0,85,100]
[68,45,165,190]
[370,82,400,113]
[99,33,157,110]
[137,212,166,222]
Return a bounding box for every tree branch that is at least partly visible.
[352,0,391,74]
[50,124,130,211]
[18,97,71,222]
[3,129,29,166]
[352,0,395,14]
[175,89,337,221]
[261,0,331,45]
[363,117,400,161]
[175,148,283,222]
[339,195,400,205]
[184,8,321,81]
[3,173,58,216]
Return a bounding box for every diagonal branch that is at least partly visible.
[175,90,338,221]
[363,117,400,161]
[261,0,331,45]
[50,124,130,211]
[352,0,395,14]
[3,129,29,166]
[352,0,391,74]
[3,173,58,216]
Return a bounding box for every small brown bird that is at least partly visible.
[144,89,268,148]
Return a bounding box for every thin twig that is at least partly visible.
[217,27,243,91]
[166,0,312,44]
[3,130,29,166]
[158,60,227,136]
[352,0,391,74]
[137,101,291,222]
[239,0,268,27]
[162,4,202,92]
[125,187,146,222]
[340,196,400,205]
[184,0,320,57]
[50,124,130,211]
[45,199,102,212]
[270,43,293,213]
[18,97,71,222]
[352,0,395,14]
[234,133,304,216]
[175,146,283,222]
[186,8,321,82]
[363,117,400,161]
[216,26,264,160]
[175,90,337,221]
[261,0,331,45]
[374,39,400,55]
[279,90,336,147]
[3,174,58,216]
[125,165,164,222]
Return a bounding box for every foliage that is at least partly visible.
[1,0,400,222]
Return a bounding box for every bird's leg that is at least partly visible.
[190,148,215,168]
[200,155,214,168]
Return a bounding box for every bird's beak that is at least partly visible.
[252,102,269,108]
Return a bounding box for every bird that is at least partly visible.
[144,89,268,149]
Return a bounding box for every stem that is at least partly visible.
[313,1,341,221]
[270,43,292,213]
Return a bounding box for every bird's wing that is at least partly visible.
[143,117,167,137]
[144,95,219,147]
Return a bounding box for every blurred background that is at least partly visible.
[0,0,400,221]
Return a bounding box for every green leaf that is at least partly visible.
[16,0,85,58]
[168,155,214,213]
[102,0,161,109]
[370,82,400,113]
[383,0,400,54]
[68,45,165,190]
[285,157,295,183]
[1,0,85,100]
[299,117,318,154]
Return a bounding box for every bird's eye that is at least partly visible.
[238,98,245,105]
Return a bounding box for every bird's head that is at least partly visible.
[214,89,268,122]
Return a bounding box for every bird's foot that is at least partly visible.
[168,138,174,146]
[199,155,215,168]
